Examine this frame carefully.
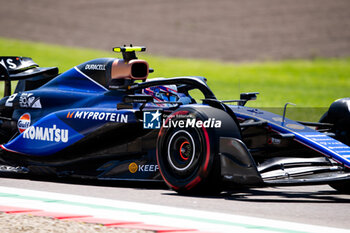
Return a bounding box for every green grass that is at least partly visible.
[1,37,349,108]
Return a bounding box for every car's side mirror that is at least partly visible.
[239,92,259,106]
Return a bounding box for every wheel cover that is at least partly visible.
[167,130,196,172]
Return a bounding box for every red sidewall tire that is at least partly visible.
[156,106,241,194]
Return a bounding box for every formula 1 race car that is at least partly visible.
[0,46,349,194]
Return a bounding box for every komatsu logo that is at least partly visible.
[23,125,69,143]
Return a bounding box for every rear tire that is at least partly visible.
[156,106,241,194]
[322,98,350,192]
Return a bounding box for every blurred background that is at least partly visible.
[1,0,349,61]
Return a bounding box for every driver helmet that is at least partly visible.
[143,84,179,103]
[143,78,191,106]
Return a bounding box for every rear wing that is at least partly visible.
[0,56,38,74]
[0,56,58,97]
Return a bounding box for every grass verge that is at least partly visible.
[0,37,349,108]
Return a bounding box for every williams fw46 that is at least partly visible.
[0,47,349,194]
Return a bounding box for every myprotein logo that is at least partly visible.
[67,111,128,123]
[23,125,69,143]
[18,113,31,133]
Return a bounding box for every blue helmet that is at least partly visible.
[144,84,179,103]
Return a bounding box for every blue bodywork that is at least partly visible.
[232,106,350,168]
[2,66,138,156]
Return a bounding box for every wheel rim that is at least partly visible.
[167,130,196,172]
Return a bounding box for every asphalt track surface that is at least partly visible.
[0,176,349,230]
[1,0,350,61]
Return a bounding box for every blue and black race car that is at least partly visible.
[0,46,349,194]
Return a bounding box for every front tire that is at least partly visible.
[320,98,350,146]
[156,106,241,194]
[321,98,350,192]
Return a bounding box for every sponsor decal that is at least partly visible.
[138,164,159,172]
[128,162,138,173]
[67,112,74,118]
[6,93,42,108]
[66,111,128,123]
[19,93,42,108]
[0,58,17,69]
[23,125,69,143]
[269,137,281,145]
[84,64,106,71]
[128,162,159,173]
[143,110,222,129]
[17,113,31,133]
[0,165,27,173]
[143,110,162,129]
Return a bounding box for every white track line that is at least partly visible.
[0,186,348,233]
